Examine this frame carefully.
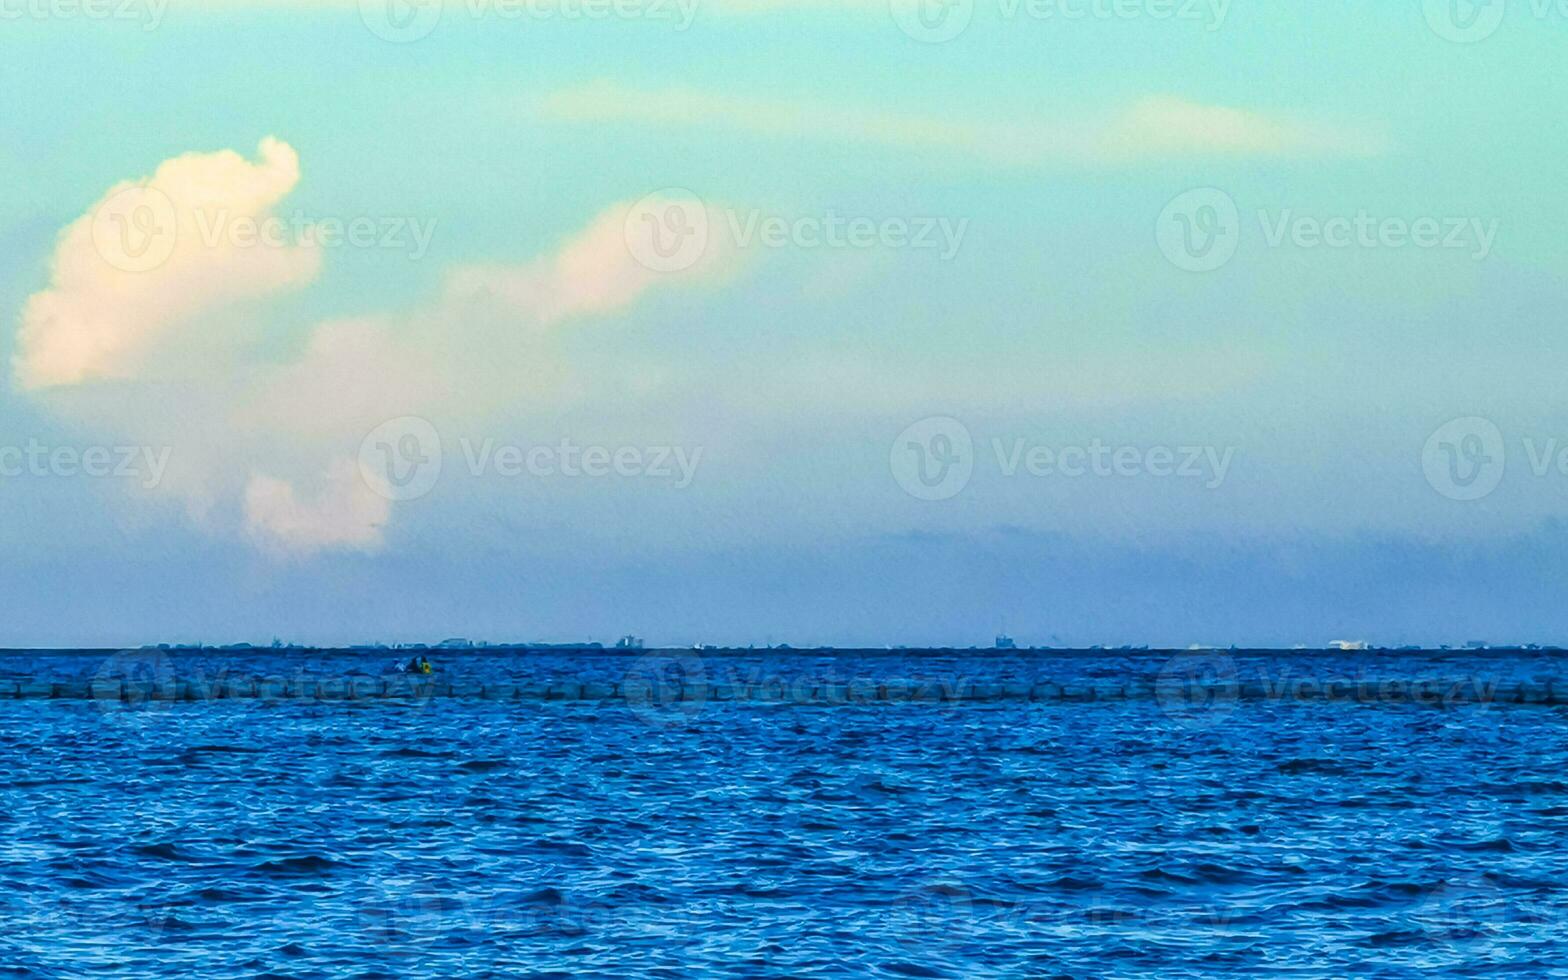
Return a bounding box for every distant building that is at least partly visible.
[1329,640,1369,651]
[616,635,645,650]
[437,638,473,649]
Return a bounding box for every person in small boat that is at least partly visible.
[418,656,433,675]
[406,656,421,674]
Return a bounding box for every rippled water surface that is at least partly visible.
[5,651,1568,977]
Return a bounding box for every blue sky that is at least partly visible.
[2,1,1566,647]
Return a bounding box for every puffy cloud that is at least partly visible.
[14,138,320,389]
[445,192,733,322]
[15,141,737,557]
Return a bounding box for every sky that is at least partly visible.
[1,0,1566,648]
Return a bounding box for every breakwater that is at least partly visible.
[4,648,1565,708]
[4,673,1562,705]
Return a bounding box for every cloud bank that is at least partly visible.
[15,139,734,556]
[15,137,319,389]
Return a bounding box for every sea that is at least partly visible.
[3,647,1567,978]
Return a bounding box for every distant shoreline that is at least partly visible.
[2,645,1565,656]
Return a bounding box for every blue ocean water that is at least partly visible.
[4,650,1568,977]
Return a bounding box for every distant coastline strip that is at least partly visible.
[1,675,1561,706]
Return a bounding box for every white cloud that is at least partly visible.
[536,82,1389,164]
[15,141,738,557]
[14,138,320,389]
[1099,95,1389,161]
[244,459,391,557]
[444,193,734,322]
